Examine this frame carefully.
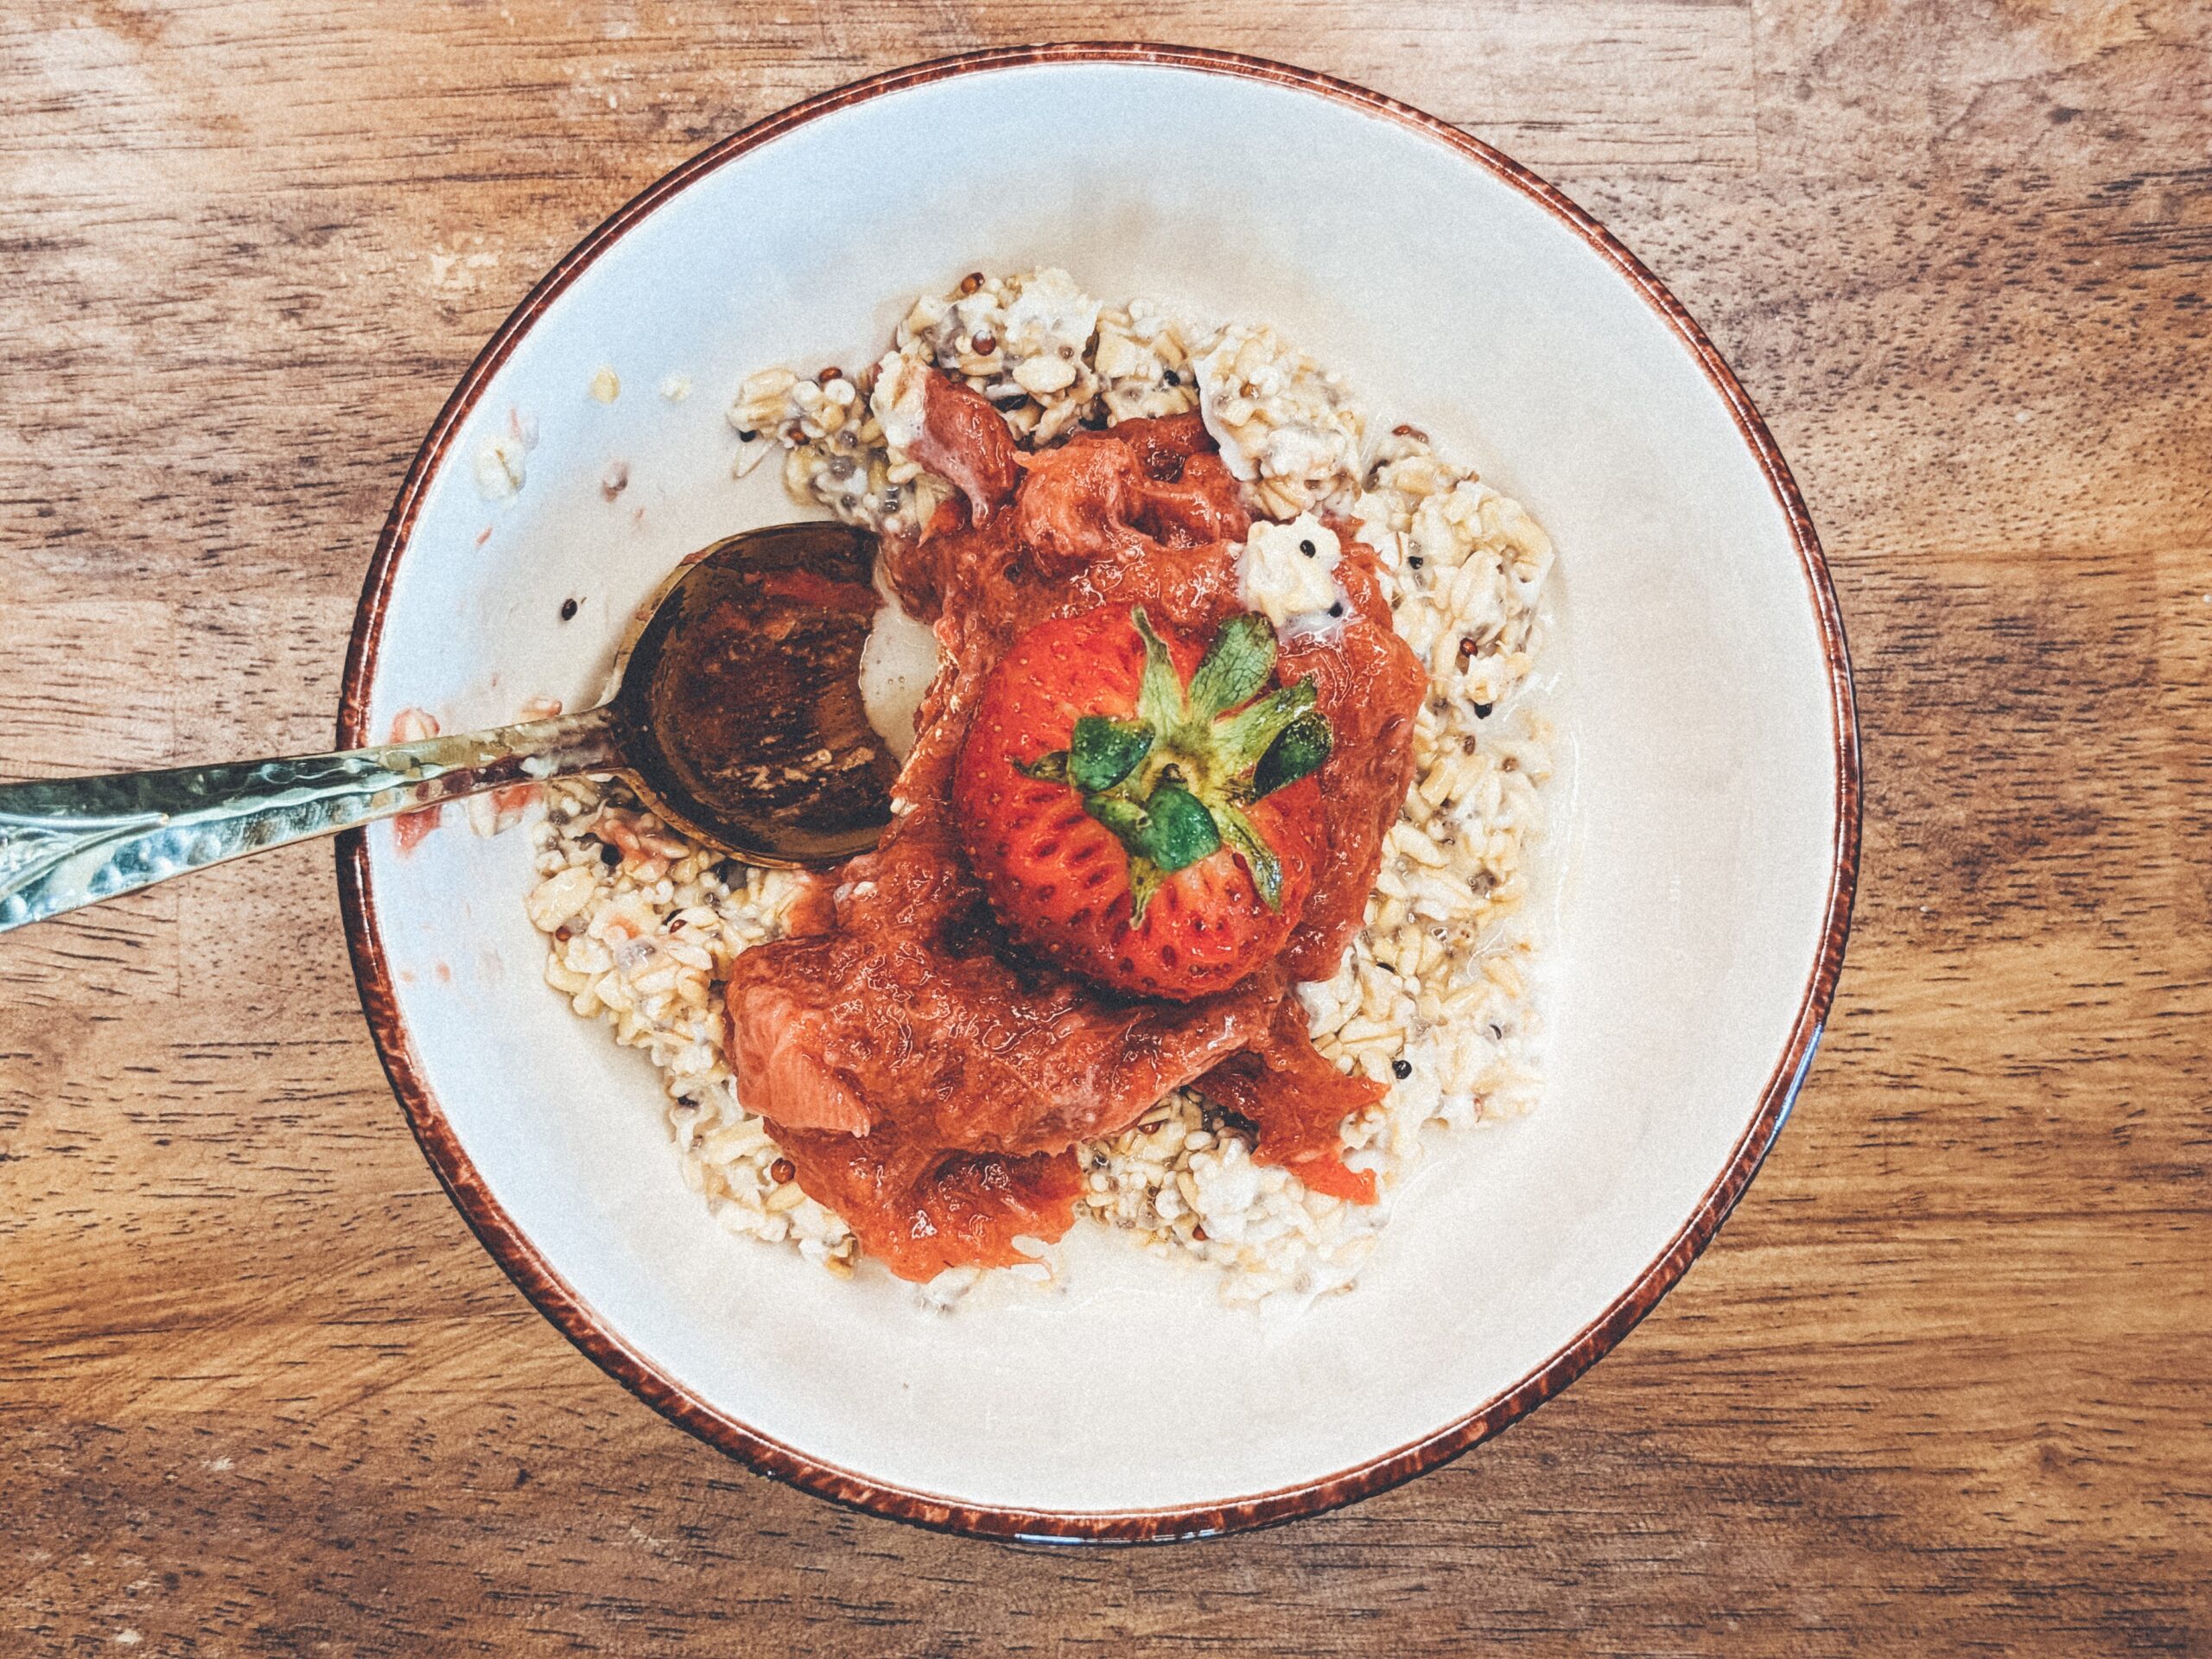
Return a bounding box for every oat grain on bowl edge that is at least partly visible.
[523,267,1555,1313]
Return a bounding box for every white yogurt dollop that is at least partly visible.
[1237,512,1344,633]
[868,349,931,454]
[858,591,943,762]
[996,267,1100,364]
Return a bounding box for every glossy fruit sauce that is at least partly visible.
[722,378,1425,1280]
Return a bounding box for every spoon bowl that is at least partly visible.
[610,521,893,866]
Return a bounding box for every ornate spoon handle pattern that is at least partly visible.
[0,707,621,933]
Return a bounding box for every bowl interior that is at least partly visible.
[350,59,1844,1525]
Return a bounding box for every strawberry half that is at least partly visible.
[954,602,1333,1001]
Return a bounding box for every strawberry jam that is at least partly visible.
[722,382,1425,1277]
[772,1121,1085,1283]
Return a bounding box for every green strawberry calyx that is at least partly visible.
[1018,607,1332,923]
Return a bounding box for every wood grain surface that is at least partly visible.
[2,3,2207,1652]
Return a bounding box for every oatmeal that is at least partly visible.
[532,268,1554,1310]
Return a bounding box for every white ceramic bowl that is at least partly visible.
[339,46,1857,1540]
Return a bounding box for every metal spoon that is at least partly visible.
[0,522,895,935]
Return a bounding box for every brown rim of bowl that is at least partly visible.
[334,42,1862,1545]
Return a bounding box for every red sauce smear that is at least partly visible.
[723,377,1424,1280]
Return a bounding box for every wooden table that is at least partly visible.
[3,4,2206,1651]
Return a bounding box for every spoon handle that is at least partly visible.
[0,706,622,934]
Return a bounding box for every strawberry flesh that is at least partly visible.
[954,602,1329,999]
